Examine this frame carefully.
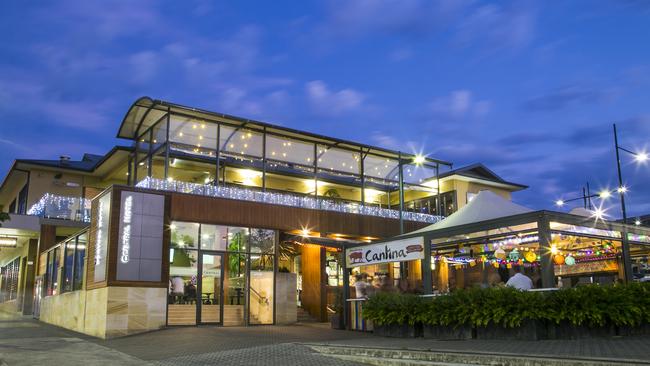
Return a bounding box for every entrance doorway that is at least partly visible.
[198,253,223,324]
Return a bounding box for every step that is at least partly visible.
[321,354,471,366]
[304,345,646,366]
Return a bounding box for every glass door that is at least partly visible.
[199,253,224,324]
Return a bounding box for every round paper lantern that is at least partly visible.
[508,249,520,261]
[494,248,506,260]
[553,254,565,265]
[524,250,537,263]
[564,255,576,266]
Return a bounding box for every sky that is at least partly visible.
[1,0,649,219]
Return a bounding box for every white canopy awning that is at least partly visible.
[405,190,533,235]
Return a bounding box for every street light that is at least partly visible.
[613,123,646,282]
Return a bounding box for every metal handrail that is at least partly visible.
[250,286,269,305]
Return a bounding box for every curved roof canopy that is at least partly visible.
[116,97,452,165]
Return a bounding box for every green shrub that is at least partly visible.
[362,283,650,329]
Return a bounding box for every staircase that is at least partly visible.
[223,305,245,326]
[297,307,320,323]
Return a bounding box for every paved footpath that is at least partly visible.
[2,311,650,365]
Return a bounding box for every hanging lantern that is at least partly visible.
[553,254,565,265]
[509,249,520,261]
[492,261,500,269]
[524,250,537,263]
[564,255,576,266]
[495,248,506,259]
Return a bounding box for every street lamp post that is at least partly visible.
[613,123,636,282]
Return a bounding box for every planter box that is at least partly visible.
[422,324,473,340]
[476,320,547,341]
[546,323,616,339]
[373,323,421,338]
[330,314,345,330]
[616,323,650,337]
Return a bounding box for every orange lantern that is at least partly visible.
[553,254,565,265]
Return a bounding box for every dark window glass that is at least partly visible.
[46,247,60,296]
[62,239,75,292]
[74,234,87,291]
[17,184,28,214]
[8,199,16,214]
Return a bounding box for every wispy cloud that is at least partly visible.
[523,85,618,112]
[429,90,491,120]
[305,80,366,117]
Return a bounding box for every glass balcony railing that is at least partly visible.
[136,177,444,224]
[26,193,91,222]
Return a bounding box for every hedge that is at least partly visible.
[362,283,650,328]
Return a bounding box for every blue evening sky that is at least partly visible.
[1,1,649,218]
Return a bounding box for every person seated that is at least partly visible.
[185,282,197,304]
[506,266,533,290]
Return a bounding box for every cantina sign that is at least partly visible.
[346,237,424,267]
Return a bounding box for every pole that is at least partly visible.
[436,163,441,216]
[398,152,404,235]
[614,123,633,282]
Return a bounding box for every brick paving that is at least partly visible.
[2,310,650,365]
[312,335,650,364]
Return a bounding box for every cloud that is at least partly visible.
[455,3,536,51]
[523,85,618,112]
[429,90,491,120]
[305,80,365,116]
[497,132,555,147]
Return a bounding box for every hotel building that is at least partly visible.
[0,97,529,337]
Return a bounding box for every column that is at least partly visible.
[537,215,555,288]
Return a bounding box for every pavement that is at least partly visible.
[1,311,650,365]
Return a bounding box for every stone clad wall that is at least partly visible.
[38,286,165,339]
[105,287,166,338]
[39,290,87,332]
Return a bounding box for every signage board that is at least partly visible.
[116,191,165,282]
[346,236,425,267]
[93,192,111,282]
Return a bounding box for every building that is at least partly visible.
[0,97,525,338]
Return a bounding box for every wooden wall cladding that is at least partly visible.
[169,192,427,238]
[38,225,57,253]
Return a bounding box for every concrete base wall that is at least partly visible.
[39,286,166,339]
[0,300,19,314]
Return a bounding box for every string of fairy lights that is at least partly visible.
[137,176,443,224]
[26,193,91,222]
[163,119,436,185]
[434,233,622,268]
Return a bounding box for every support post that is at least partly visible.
[398,152,405,234]
[216,124,221,186]
[164,110,170,179]
[538,214,555,288]
[436,163,441,216]
[341,246,350,330]
[360,148,365,206]
[262,127,267,191]
[421,234,432,295]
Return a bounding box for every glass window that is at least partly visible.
[227,227,249,252]
[169,116,218,157]
[46,246,60,296]
[631,243,650,281]
[249,229,275,254]
[74,233,87,291]
[171,222,199,249]
[0,258,20,302]
[317,145,360,175]
[363,155,399,182]
[220,126,263,158]
[62,239,75,293]
[200,225,228,251]
[265,135,314,167]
